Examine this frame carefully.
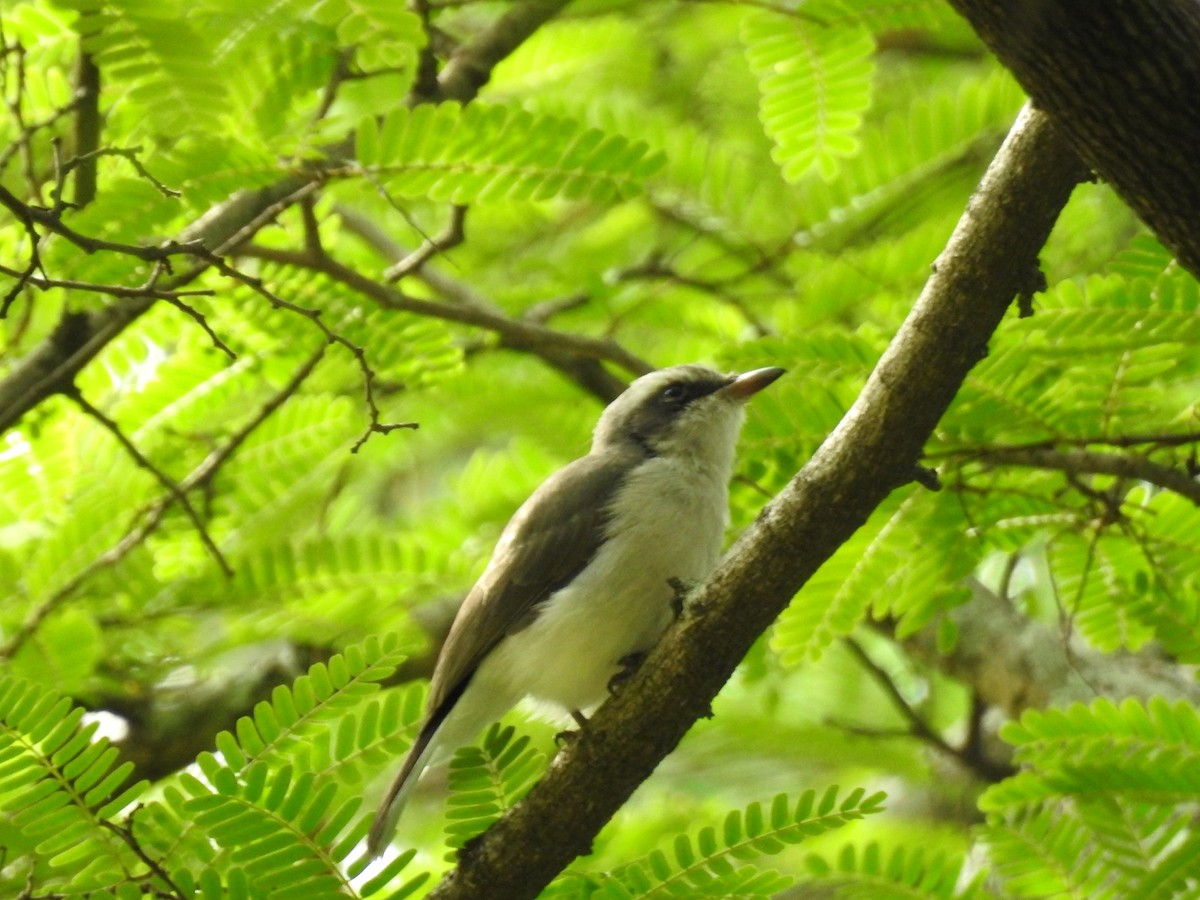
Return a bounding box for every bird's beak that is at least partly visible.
[722,367,786,399]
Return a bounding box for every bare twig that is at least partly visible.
[196,250,418,451]
[929,431,1200,455]
[384,204,468,281]
[1,39,38,197]
[1,209,45,317]
[159,296,237,359]
[649,202,795,289]
[613,254,774,337]
[858,623,1016,782]
[61,145,182,199]
[0,183,205,262]
[101,807,187,899]
[0,265,216,302]
[842,638,960,758]
[522,293,589,325]
[0,75,80,177]
[0,261,234,357]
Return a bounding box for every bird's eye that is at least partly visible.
[660,384,688,404]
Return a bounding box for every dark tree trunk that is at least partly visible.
[946,0,1200,276]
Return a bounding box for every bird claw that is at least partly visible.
[667,576,692,618]
[607,652,646,695]
[555,709,589,746]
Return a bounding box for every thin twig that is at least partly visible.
[0,265,216,301]
[928,430,1200,456]
[160,296,237,358]
[60,145,182,198]
[384,203,468,281]
[196,250,418,451]
[0,183,206,262]
[0,210,45,317]
[522,293,589,325]
[613,255,774,337]
[842,636,1015,782]
[842,637,959,758]
[101,807,187,899]
[979,445,1200,505]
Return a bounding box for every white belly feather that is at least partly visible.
[482,455,729,716]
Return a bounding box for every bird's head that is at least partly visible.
[592,364,784,470]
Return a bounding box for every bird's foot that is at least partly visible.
[555,709,590,746]
[607,652,646,695]
[667,576,694,618]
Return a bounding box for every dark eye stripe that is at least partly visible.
[659,378,728,407]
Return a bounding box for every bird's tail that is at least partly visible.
[366,724,440,857]
[367,676,505,857]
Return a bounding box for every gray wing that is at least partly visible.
[425,451,633,716]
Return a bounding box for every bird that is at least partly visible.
[367,363,784,855]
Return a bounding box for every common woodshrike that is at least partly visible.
[367,364,784,854]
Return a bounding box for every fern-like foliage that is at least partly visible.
[803,841,982,899]
[0,677,148,894]
[184,762,429,899]
[571,787,886,898]
[356,102,665,203]
[774,488,975,665]
[56,0,228,135]
[443,723,547,851]
[0,636,432,898]
[741,9,874,181]
[985,698,1200,809]
[981,698,1200,897]
[207,634,413,777]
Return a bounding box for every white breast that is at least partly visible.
[483,455,730,716]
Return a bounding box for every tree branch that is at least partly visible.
[965,445,1200,505]
[437,0,574,101]
[237,239,650,400]
[383,203,467,281]
[901,580,1200,716]
[424,104,1088,900]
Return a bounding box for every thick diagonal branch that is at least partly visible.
[426,105,1088,900]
